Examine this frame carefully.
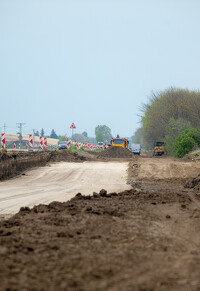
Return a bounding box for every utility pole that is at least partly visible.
[16,123,26,149]
[3,123,7,133]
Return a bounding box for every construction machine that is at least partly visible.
[111,135,129,149]
[153,141,165,156]
[104,142,111,149]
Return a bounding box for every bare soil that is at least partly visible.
[0,150,93,181]
[1,154,200,290]
[97,146,134,159]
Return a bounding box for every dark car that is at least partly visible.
[58,141,68,150]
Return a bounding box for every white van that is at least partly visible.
[97,142,104,149]
[131,144,141,155]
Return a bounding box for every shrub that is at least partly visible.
[173,128,200,158]
[1,148,7,152]
[164,118,191,155]
[68,146,78,151]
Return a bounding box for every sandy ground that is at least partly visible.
[0,161,131,215]
[135,156,200,180]
[1,155,200,290]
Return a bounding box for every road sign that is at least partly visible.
[70,123,76,129]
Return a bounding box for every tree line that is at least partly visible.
[33,125,113,144]
[133,87,200,157]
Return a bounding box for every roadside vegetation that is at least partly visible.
[134,88,200,157]
[95,125,112,143]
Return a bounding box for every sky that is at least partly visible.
[1,0,200,138]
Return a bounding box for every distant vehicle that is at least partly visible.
[97,142,104,149]
[104,142,111,149]
[111,135,129,149]
[153,141,165,156]
[58,141,68,150]
[131,144,141,155]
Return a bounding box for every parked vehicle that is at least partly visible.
[153,141,165,156]
[104,142,111,149]
[131,144,141,155]
[97,142,104,149]
[58,141,68,150]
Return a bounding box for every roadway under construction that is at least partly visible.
[0,149,200,290]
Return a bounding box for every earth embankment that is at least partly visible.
[0,150,91,181]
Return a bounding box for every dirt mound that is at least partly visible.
[97,146,134,159]
[47,150,86,162]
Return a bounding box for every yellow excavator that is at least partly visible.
[153,141,165,156]
[111,135,129,149]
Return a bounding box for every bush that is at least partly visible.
[68,146,78,151]
[164,118,191,155]
[1,148,7,152]
[173,128,200,158]
[79,146,85,151]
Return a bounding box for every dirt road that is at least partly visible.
[1,155,200,290]
[133,156,200,180]
[0,161,131,215]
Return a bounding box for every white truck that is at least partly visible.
[131,144,141,155]
[97,142,104,149]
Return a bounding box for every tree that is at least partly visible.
[82,131,88,138]
[133,128,143,144]
[59,135,68,142]
[40,128,44,137]
[88,136,96,144]
[140,87,200,150]
[50,129,58,139]
[173,129,200,158]
[35,131,39,136]
[95,125,112,143]
[164,118,191,155]
[96,131,105,143]
[71,133,87,143]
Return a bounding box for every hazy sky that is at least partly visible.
[1,0,200,137]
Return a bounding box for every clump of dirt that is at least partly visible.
[184,174,200,190]
[47,150,87,163]
[97,146,134,159]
